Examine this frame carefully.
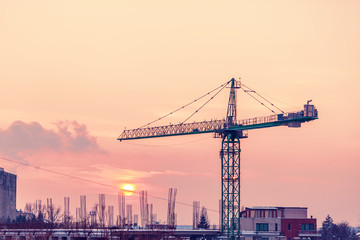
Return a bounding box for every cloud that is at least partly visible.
[54,121,103,153]
[0,121,104,160]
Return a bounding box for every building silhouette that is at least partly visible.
[0,167,16,222]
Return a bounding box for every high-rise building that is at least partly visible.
[80,195,87,225]
[0,168,16,222]
[99,194,106,227]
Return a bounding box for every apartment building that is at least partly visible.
[240,207,320,240]
[0,167,16,222]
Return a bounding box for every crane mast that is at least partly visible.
[226,78,239,127]
[217,78,245,238]
[118,78,318,240]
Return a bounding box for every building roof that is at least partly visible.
[246,206,307,210]
[246,207,278,210]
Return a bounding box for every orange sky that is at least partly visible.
[0,0,359,227]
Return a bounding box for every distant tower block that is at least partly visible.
[0,168,16,223]
[167,188,177,228]
[47,198,53,223]
[126,204,133,225]
[145,193,149,226]
[64,197,70,223]
[80,195,86,225]
[76,207,81,223]
[150,203,153,225]
[118,191,125,227]
[139,191,149,227]
[193,201,200,229]
[99,194,106,227]
[108,206,114,227]
[90,210,97,226]
[134,214,138,226]
[36,200,42,213]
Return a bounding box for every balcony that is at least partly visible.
[298,230,321,237]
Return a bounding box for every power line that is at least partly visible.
[0,155,220,213]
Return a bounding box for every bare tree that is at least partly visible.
[320,215,358,240]
[24,203,36,221]
[24,201,46,223]
[334,222,358,240]
[45,200,62,227]
[23,200,62,228]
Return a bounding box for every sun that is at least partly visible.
[122,184,135,196]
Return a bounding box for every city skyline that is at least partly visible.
[0,0,359,227]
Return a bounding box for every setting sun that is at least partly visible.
[122,184,135,196]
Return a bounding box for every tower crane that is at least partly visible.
[118,78,318,239]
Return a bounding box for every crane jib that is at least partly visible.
[118,110,318,141]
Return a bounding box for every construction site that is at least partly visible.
[0,78,319,240]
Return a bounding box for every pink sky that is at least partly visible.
[0,0,359,227]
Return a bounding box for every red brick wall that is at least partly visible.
[281,218,317,240]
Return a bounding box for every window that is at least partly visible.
[256,223,269,231]
[275,223,278,231]
[268,210,275,218]
[288,223,291,231]
[301,223,315,231]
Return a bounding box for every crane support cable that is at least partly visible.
[139,80,231,129]
[243,83,300,110]
[242,83,285,114]
[241,88,277,114]
[0,155,220,213]
[180,80,229,124]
